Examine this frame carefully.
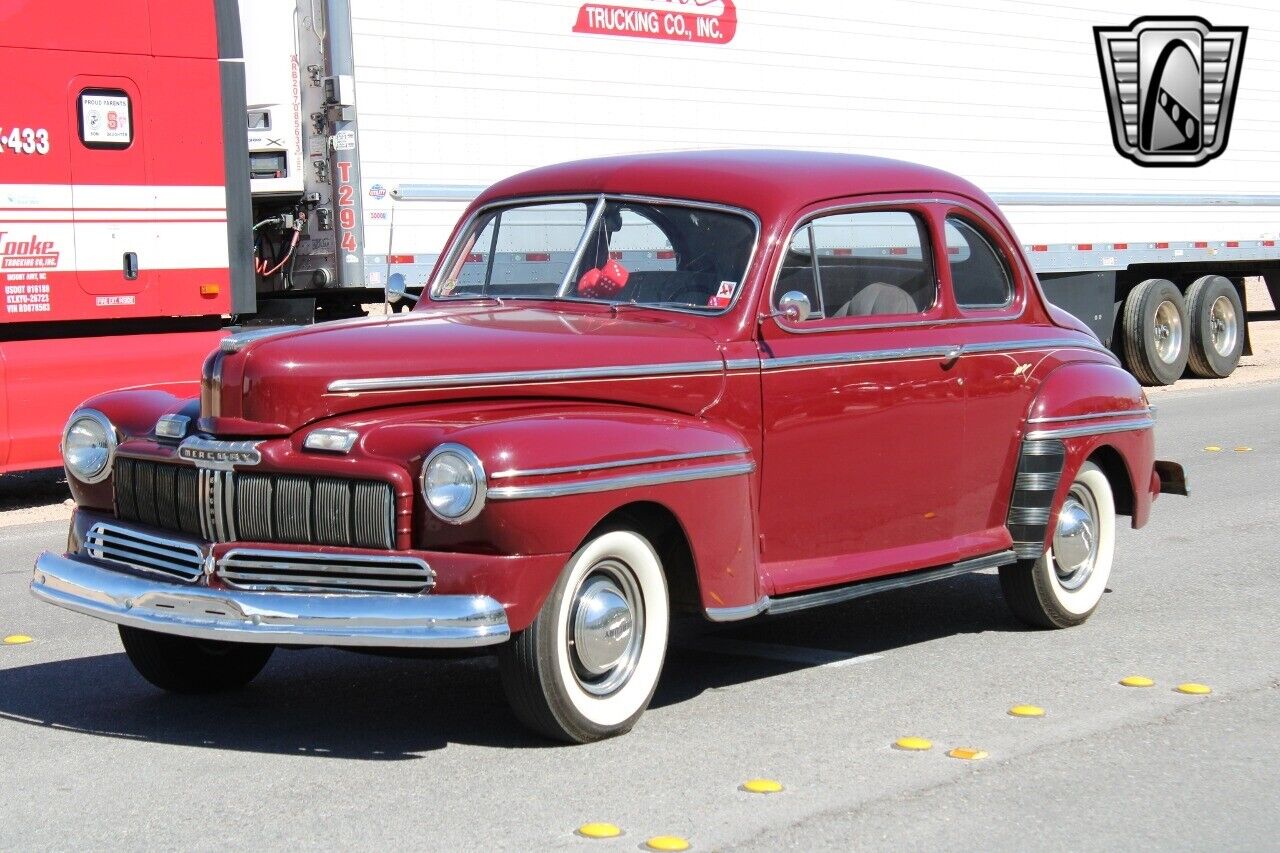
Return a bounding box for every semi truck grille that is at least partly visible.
[217,549,434,594]
[84,521,205,582]
[114,457,396,550]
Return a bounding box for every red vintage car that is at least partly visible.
[34,151,1185,742]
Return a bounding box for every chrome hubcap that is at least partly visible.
[1052,485,1099,590]
[1153,299,1183,364]
[1209,294,1238,357]
[569,560,644,696]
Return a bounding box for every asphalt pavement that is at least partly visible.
[1,383,1276,851]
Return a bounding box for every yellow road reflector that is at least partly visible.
[1234,446,1252,452]
[1176,683,1212,695]
[576,823,622,839]
[1009,705,1045,717]
[948,747,989,761]
[1204,445,1222,452]
[644,836,691,852]
[740,778,784,794]
[3,635,33,645]
[894,736,933,751]
[1120,675,1154,688]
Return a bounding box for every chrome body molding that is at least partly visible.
[724,358,763,371]
[761,338,1115,371]
[1027,408,1153,424]
[763,550,1018,617]
[488,460,756,500]
[491,448,748,480]
[328,360,726,394]
[704,595,770,622]
[1007,438,1067,560]
[1024,418,1155,442]
[176,435,263,470]
[219,324,304,353]
[30,551,510,649]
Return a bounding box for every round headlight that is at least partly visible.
[421,443,486,523]
[63,409,117,484]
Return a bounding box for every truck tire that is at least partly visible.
[498,527,669,743]
[999,461,1115,629]
[1185,275,1244,378]
[118,626,274,693]
[1121,278,1189,386]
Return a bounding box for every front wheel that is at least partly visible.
[499,528,669,743]
[118,626,274,693]
[1000,461,1116,629]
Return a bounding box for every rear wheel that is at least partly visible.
[1000,461,1115,629]
[1185,275,1244,378]
[499,528,669,743]
[118,626,274,693]
[1121,278,1189,386]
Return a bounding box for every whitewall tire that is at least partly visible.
[499,527,669,742]
[1000,461,1115,628]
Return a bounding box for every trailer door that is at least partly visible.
[66,66,153,306]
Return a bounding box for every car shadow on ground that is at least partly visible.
[0,572,1027,758]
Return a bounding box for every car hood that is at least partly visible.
[206,305,729,433]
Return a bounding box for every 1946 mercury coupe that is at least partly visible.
[33,151,1186,742]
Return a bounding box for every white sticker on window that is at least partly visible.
[79,92,131,146]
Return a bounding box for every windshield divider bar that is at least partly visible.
[558,195,607,297]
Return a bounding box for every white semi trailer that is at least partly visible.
[240,0,1280,385]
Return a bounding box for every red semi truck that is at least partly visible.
[3,0,1279,474]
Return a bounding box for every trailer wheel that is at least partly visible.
[1121,279,1189,386]
[1185,275,1244,378]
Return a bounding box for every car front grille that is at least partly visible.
[114,457,396,550]
[217,549,434,594]
[84,521,205,582]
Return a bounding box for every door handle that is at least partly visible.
[123,252,138,280]
[940,345,963,368]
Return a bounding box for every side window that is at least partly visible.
[945,216,1014,309]
[775,210,935,319]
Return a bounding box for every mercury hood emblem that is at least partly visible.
[1094,17,1247,167]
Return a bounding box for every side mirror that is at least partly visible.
[386,273,418,305]
[777,290,811,322]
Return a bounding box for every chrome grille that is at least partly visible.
[84,522,204,582]
[217,549,433,594]
[114,458,395,549]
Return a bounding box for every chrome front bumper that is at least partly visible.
[31,551,511,648]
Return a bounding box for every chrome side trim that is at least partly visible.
[31,551,510,649]
[328,360,725,394]
[488,460,755,500]
[764,550,1017,616]
[725,358,762,371]
[1027,408,1153,424]
[1024,418,1155,441]
[704,595,770,622]
[491,448,747,480]
[219,325,303,353]
[761,338,1114,372]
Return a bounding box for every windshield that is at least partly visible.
[431,197,756,312]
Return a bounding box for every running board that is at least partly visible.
[765,550,1018,617]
